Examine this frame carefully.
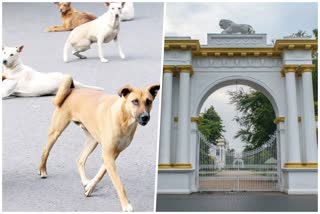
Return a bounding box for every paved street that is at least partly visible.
[2,3,163,212]
[157,192,318,212]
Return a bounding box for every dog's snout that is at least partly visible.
[3,60,7,65]
[115,14,119,18]
[141,114,150,122]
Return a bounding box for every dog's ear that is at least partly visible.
[104,2,110,7]
[66,2,71,6]
[16,45,24,53]
[118,85,133,98]
[147,84,160,99]
[121,2,126,7]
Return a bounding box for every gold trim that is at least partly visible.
[158,163,193,169]
[274,117,285,124]
[163,65,194,77]
[281,64,315,77]
[174,117,200,123]
[284,162,318,168]
[164,39,317,57]
[191,117,200,123]
[176,65,194,76]
[163,65,176,73]
[164,40,200,51]
[273,116,302,123]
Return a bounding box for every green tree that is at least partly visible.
[198,106,225,167]
[228,88,276,151]
[312,28,318,116]
[198,106,225,144]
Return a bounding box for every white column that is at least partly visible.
[301,69,317,162]
[176,71,190,164]
[159,71,173,164]
[285,71,301,163]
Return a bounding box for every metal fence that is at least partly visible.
[198,132,279,191]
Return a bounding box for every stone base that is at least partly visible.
[157,168,194,194]
[282,168,318,194]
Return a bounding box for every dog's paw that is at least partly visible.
[122,203,134,212]
[84,180,96,197]
[100,58,109,63]
[38,169,47,178]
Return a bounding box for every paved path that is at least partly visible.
[157,192,318,212]
[3,3,163,212]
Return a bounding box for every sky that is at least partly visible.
[166,2,318,152]
[165,2,318,44]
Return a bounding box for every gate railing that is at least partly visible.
[198,131,279,191]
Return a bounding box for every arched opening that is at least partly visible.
[196,77,280,192]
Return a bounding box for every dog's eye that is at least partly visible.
[146,99,152,105]
[132,99,139,105]
[10,54,13,56]
[118,7,121,10]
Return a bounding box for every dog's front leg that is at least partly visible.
[2,79,17,98]
[103,150,133,212]
[114,36,126,59]
[97,36,108,63]
[45,25,64,32]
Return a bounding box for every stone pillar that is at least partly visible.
[159,66,174,166]
[176,66,191,166]
[283,66,301,164]
[301,65,317,162]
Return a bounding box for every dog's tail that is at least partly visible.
[52,75,74,107]
[63,39,71,62]
[73,81,104,91]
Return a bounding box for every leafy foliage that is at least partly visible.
[312,28,318,116]
[198,106,225,166]
[198,106,225,144]
[228,88,276,151]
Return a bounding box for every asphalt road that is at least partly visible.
[2,3,163,212]
[157,192,318,212]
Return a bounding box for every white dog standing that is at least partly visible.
[2,45,102,99]
[63,2,126,63]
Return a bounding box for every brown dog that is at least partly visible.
[38,76,160,211]
[45,2,96,32]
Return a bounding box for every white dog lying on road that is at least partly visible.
[121,2,134,21]
[2,45,103,99]
[63,2,126,63]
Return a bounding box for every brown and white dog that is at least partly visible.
[38,76,160,212]
[45,2,96,32]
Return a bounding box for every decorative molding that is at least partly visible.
[165,39,318,57]
[164,40,200,51]
[158,163,193,169]
[281,64,315,77]
[163,65,194,77]
[284,162,318,169]
[193,57,282,68]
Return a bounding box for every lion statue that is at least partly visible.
[219,19,255,34]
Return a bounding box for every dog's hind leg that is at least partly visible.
[77,130,98,186]
[72,39,91,59]
[38,109,71,178]
[72,50,87,59]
